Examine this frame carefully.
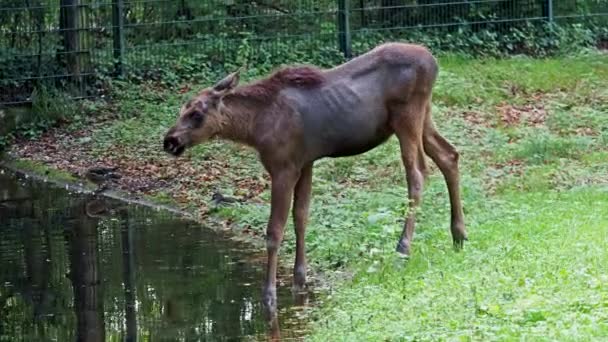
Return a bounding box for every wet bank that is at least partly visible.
[0,170,312,341]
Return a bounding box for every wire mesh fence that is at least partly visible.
[1,0,607,105]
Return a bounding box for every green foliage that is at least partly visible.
[95,20,607,92]
[434,51,608,107]
[352,21,607,59]
[0,37,62,89]
[0,85,76,150]
[8,159,79,183]
[2,0,608,109]
[23,86,75,137]
[512,131,594,164]
[30,85,75,124]
[547,106,608,135]
[309,188,608,341]
[115,35,344,87]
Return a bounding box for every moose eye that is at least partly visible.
[190,110,204,127]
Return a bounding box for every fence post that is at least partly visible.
[337,0,352,59]
[112,0,125,76]
[60,0,81,82]
[547,0,554,22]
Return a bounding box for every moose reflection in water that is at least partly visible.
[0,173,307,341]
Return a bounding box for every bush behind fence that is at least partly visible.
[1,0,607,105]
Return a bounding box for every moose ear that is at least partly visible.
[212,68,241,95]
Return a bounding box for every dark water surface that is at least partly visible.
[0,170,310,341]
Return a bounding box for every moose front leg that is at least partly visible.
[262,167,299,316]
[292,163,313,292]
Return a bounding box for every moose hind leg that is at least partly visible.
[391,102,427,256]
[423,122,467,248]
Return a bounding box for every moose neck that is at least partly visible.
[215,95,260,147]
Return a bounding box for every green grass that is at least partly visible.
[435,52,608,107]
[7,50,608,341]
[308,187,608,341]
[547,106,608,136]
[512,131,594,164]
[300,52,608,341]
[8,159,79,183]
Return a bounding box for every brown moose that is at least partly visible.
[163,42,467,314]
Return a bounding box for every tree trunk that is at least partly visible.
[59,0,80,80]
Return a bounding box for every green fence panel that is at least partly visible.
[1,0,607,105]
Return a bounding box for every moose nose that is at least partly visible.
[163,136,176,151]
[163,135,184,156]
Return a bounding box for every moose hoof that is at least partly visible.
[262,288,277,316]
[395,240,411,257]
[292,267,307,293]
[452,233,468,251]
[292,290,309,307]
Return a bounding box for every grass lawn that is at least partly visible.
[7,50,608,340]
[308,188,608,341]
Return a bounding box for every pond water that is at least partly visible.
[0,170,310,341]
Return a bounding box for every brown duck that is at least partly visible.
[85,166,121,193]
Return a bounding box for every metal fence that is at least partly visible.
[1,0,607,105]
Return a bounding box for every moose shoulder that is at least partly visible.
[163,42,467,315]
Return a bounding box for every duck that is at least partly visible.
[85,166,121,194]
[85,199,111,218]
[211,191,240,206]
